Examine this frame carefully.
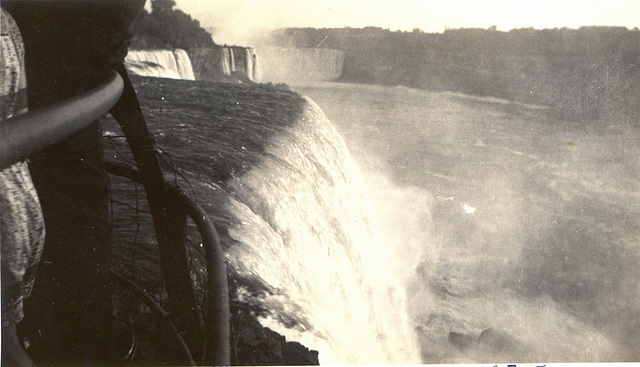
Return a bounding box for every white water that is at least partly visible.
[221,97,421,364]
[187,46,258,81]
[118,50,640,363]
[294,81,640,363]
[104,75,422,363]
[221,47,232,76]
[125,49,195,80]
[256,47,345,83]
[245,48,256,82]
[119,51,421,361]
[173,49,195,80]
[126,47,313,84]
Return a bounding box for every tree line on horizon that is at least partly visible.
[127,2,639,124]
[267,26,640,123]
[130,0,216,50]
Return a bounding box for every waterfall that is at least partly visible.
[125,49,195,80]
[221,47,231,76]
[229,48,236,73]
[187,47,258,82]
[253,50,262,83]
[256,47,346,83]
[105,72,421,364]
[172,49,196,80]
[218,97,420,364]
[245,48,255,82]
[125,47,343,84]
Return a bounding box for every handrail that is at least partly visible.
[0,63,231,363]
[109,65,207,360]
[104,160,231,365]
[109,270,196,366]
[0,68,123,170]
[177,188,230,364]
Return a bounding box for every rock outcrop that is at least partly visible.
[188,46,258,83]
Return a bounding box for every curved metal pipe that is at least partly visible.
[104,161,231,365]
[109,66,205,357]
[109,270,196,366]
[177,191,231,365]
[0,68,123,170]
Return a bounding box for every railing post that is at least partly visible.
[108,65,204,362]
[105,161,231,365]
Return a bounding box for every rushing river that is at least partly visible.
[105,74,640,364]
[294,81,640,363]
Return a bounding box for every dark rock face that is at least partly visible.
[478,328,519,353]
[448,332,474,351]
[100,76,320,366]
[188,47,257,84]
[188,48,229,82]
[231,306,319,365]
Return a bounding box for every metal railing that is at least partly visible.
[0,66,230,365]
[0,68,124,169]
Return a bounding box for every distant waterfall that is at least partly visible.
[257,47,346,83]
[173,50,195,80]
[125,49,195,80]
[187,47,258,82]
[221,48,232,76]
[125,47,341,84]
[245,48,255,82]
[229,48,236,73]
[253,50,262,82]
[228,47,258,82]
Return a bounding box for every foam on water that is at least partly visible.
[293,81,640,363]
[107,62,640,364]
[221,97,421,364]
[125,49,196,80]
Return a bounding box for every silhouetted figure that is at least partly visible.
[1,7,45,366]
[4,1,145,363]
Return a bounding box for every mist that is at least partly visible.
[174,0,640,46]
[294,81,640,363]
[146,3,640,360]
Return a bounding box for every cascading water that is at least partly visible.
[221,47,232,76]
[104,74,423,364]
[222,97,420,364]
[252,51,262,83]
[172,49,196,80]
[113,43,640,364]
[256,47,346,83]
[125,49,195,80]
[245,48,255,81]
[229,47,236,73]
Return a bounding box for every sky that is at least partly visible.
[173,0,640,46]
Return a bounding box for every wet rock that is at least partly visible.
[477,328,519,353]
[448,331,474,351]
[231,305,319,365]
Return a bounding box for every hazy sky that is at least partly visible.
[174,0,640,45]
